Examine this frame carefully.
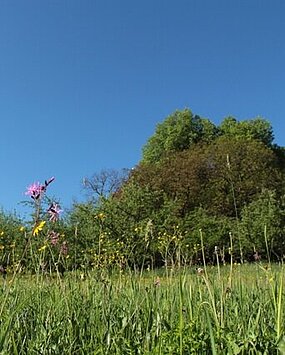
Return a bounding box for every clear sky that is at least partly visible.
[0,0,284,218]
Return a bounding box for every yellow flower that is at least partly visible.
[97,213,105,219]
[33,221,46,236]
[0,231,4,236]
[19,226,25,232]
[38,245,47,252]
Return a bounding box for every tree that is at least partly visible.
[239,189,284,258]
[219,116,274,147]
[204,137,281,216]
[82,168,129,202]
[134,137,282,218]
[142,109,218,163]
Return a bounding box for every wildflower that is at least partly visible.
[25,182,45,200]
[60,241,68,255]
[96,212,105,220]
[33,221,46,236]
[38,245,47,252]
[19,226,25,232]
[25,177,55,200]
[0,231,4,236]
[49,231,60,246]
[47,203,62,222]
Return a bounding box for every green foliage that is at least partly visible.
[136,137,281,219]
[0,210,23,270]
[219,116,274,146]
[142,110,273,165]
[183,208,234,257]
[142,109,219,163]
[239,189,284,257]
[98,182,169,266]
[68,202,100,267]
[203,137,281,216]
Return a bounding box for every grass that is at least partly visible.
[0,263,284,354]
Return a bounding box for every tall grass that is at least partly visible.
[0,263,284,354]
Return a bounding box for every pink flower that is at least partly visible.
[60,241,68,255]
[49,231,60,246]
[25,182,45,200]
[47,203,62,222]
[25,177,55,200]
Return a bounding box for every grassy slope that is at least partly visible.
[0,264,284,354]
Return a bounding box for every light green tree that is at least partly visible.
[142,109,218,163]
[219,116,274,146]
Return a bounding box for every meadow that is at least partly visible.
[1,115,285,354]
[0,263,285,354]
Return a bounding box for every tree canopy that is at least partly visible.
[219,116,274,147]
[142,109,219,163]
[142,110,275,164]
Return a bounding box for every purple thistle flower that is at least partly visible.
[47,203,62,222]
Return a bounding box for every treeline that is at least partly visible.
[1,109,285,272]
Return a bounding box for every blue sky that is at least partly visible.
[0,0,284,218]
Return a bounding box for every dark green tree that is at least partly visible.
[203,137,281,216]
[136,137,281,218]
